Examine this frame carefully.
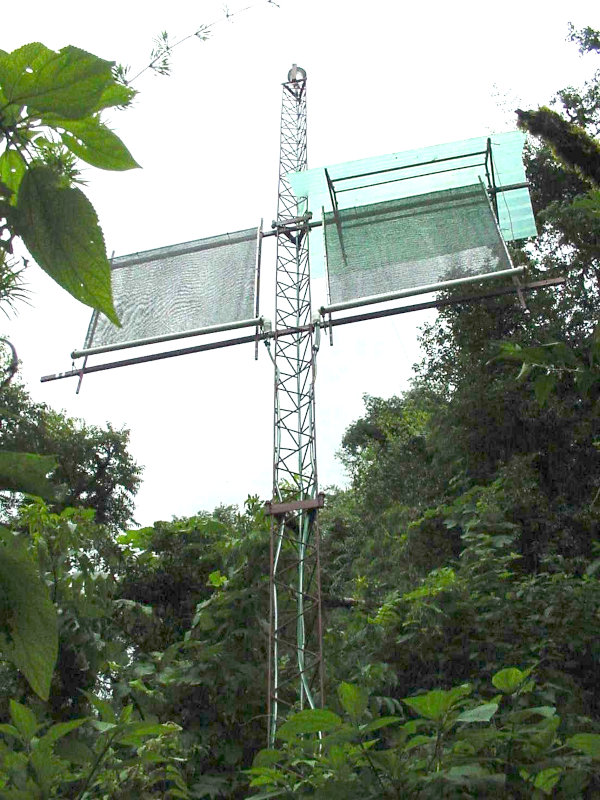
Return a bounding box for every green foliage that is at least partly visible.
[0,451,57,500]
[1,381,141,529]
[516,106,600,186]
[15,164,118,324]
[0,528,57,700]
[0,42,138,321]
[248,671,599,798]
[1,20,600,799]
[0,696,188,798]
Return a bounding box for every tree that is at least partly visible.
[314,22,600,749]
[0,381,141,530]
[0,42,139,323]
[0,40,138,702]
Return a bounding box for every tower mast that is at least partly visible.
[267,65,324,744]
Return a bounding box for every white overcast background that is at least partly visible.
[3,0,598,525]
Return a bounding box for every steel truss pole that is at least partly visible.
[267,65,324,746]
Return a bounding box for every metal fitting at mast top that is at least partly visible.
[287,64,306,82]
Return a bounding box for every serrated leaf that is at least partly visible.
[276,709,343,741]
[492,666,533,694]
[9,700,38,740]
[16,165,119,324]
[402,685,471,722]
[338,682,369,719]
[91,82,136,112]
[0,451,57,499]
[44,115,139,171]
[456,703,498,723]
[0,43,55,103]
[567,733,600,759]
[1,44,114,118]
[0,529,57,700]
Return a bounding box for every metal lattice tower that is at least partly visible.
[39,64,548,748]
[266,65,324,745]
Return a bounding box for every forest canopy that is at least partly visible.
[0,22,600,800]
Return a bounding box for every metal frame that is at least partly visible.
[72,316,264,358]
[267,66,324,747]
[321,266,526,315]
[319,145,529,316]
[40,277,565,383]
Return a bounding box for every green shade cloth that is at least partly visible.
[289,131,536,243]
[84,227,260,350]
[323,183,513,306]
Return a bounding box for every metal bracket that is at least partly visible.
[264,493,325,516]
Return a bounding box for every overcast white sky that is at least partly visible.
[3,0,599,525]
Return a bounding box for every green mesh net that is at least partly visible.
[289,131,536,243]
[323,183,513,306]
[83,227,260,352]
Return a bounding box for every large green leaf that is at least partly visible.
[38,717,88,748]
[9,700,39,740]
[91,82,136,113]
[567,733,600,760]
[534,767,562,795]
[402,685,471,722]
[0,44,114,118]
[337,682,369,720]
[492,666,533,694]
[0,43,54,106]
[54,116,140,171]
[16,165,119,324]
[276,708,343,741]
[115,721,182,746]
[0,451,57,499]
[455,703,499,723]
[0,529,58,700]
[0,150,26,203]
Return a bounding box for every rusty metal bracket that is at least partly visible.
[264,492,325,516]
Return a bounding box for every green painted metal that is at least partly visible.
[288,131,536,243]
[323,183,514,307]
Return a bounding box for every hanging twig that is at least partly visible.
[127,1,281,85]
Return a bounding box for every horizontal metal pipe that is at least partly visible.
[71,316,264,359]
[40,276,563,384]
[335,161,487,194]
[328,276,565,328]
[320,267,526,314]
[331,150,488,184]
[489,181,529,194]
[43,332,260,382]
